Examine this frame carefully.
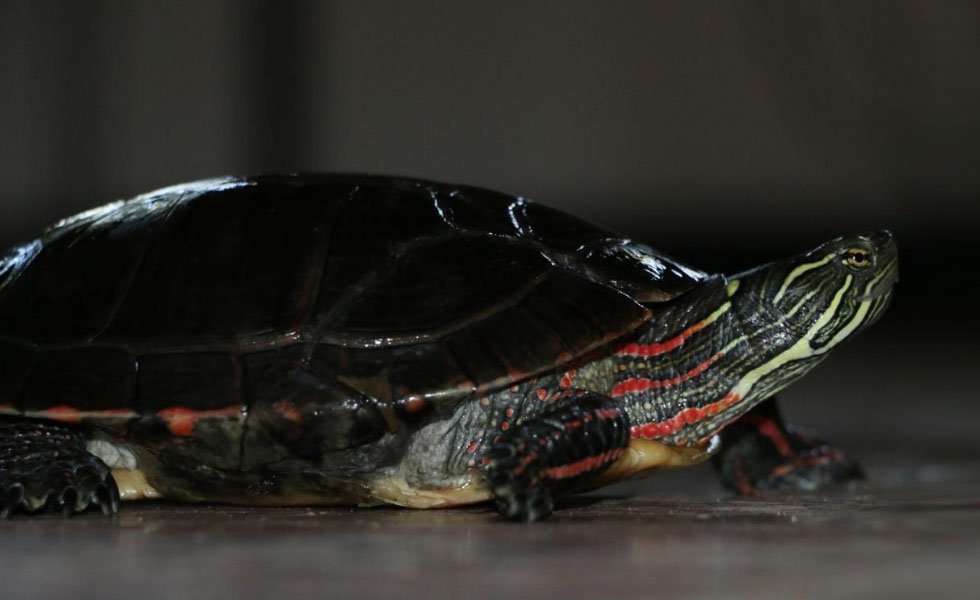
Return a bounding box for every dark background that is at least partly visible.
[2,1,979,329]
[0,2,978,460]
[1,3,978,598]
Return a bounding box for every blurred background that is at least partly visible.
[1,3,979,598]
[0,1,977,468]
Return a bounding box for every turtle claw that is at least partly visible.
[492,480,560,523]
[489,457,555,522]
[488,441,551,522]
[0,470,119,518]
[492,483,555,523]
[46,466,120,517]
[0,420,120,518]
[58,487,79,515]
[1,483,25,519]
[761,453,864,492]
[0,471,119,519]
[95,479,121,516]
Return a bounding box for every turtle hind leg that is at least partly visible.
[0,418,120,517]
[711,397,863,495]
[486,390,630,522]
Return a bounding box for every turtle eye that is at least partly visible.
[843,248,871,269]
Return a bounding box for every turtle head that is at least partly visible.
[735,230,898,352]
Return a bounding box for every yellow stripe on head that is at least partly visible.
[773,253,835,303]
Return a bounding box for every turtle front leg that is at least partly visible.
[711,397,863,495]
[486,390,630,521]
[0,418,120,517]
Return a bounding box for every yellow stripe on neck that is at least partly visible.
[730,274,853,400]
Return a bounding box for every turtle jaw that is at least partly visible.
[849,230,899,332]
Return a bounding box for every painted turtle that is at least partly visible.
[0,175,897,520]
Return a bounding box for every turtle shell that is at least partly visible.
[0,174,706,423]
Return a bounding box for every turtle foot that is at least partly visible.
[712,398,864,495]
[486,441,555,522]
[756,443,864,493]
[0,419,120,518]
[486,390,629,522]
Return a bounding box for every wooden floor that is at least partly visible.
[2,473,979,599]
[2,328,978,599]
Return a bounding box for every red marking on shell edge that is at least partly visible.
[632,393,742,440]
[38,405,82,423]
[401,396,428,414]
[611,352,725,397]
[507,368,526,382]
[95,408,136,418]
[615,319,712,358]
[536,389,548,401]
[273,400,304,424]
[157,406,242,437]
[35,406,136,424]
[466,441,479,454]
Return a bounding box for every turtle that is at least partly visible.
[0,174,898,521]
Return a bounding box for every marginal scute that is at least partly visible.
[138,352,240,413]
[520,271,652,352]
[574,239,704,302]
[0,339,35,407]
[20,347,135,414]
[242,351,388,468]
[312,343,475,405]
[446,302,570,393]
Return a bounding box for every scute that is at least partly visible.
[20,347,135,414]
[101,180,344,341]
[329,236,552,340]
[0,174,710,422]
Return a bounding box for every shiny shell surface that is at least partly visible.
[0,174,706,424]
